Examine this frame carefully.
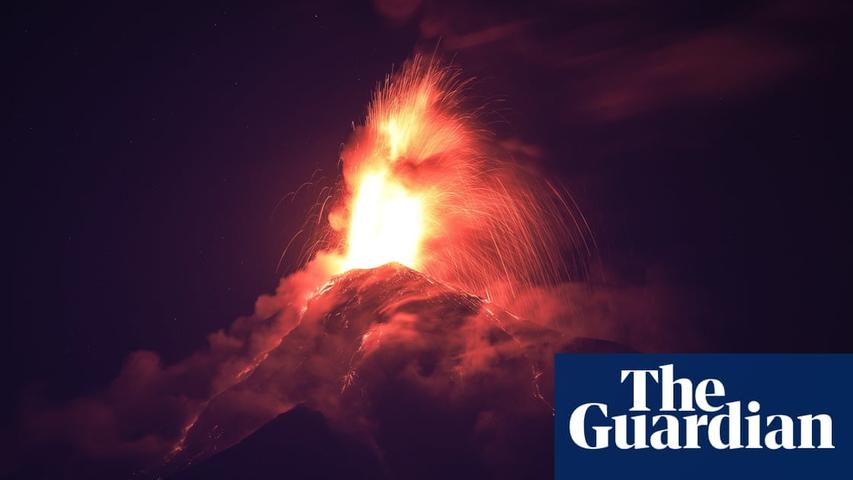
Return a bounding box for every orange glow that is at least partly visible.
[325,55,593,305]
[343,170,424,270]
[337,60,453,272]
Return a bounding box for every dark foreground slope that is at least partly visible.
[173,405,384,480]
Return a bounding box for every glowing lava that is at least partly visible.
[324,54,593,304]
[343,170,424,270]
[337,58,453,272]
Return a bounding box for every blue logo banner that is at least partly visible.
[554,354,852,479]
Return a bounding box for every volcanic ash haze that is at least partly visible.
[11,56,694,479]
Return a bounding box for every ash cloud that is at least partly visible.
[374,0,831,121]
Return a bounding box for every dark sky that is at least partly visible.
[6,0,852,425]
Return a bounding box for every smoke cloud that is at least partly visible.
[373,0,818,121]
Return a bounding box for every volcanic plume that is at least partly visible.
[313,55,593,304]
[12,56,690,480]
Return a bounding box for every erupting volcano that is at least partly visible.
[159,55,604,479]
[12,0,844,478]
[16,55,623,480]
[313,55,594,303]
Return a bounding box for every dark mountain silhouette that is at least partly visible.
[172,405,385,480]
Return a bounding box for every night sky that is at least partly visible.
[6,0,852,443]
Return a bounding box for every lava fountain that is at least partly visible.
[325,55,593,304]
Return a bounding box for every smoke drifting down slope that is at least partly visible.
[168,264,646,480]
[169,263,567,478]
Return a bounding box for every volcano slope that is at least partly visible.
[168,263,630,479]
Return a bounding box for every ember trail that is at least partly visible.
[568,364,835,450]
[316,54,592,305]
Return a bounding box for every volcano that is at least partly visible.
[166,264,630,479]
[9,56,624,480]
[157,55,616,479]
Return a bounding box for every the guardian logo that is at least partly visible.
[556,355,851,479]
[568,364,834,450]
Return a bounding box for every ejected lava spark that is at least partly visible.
[320,55,593,304]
